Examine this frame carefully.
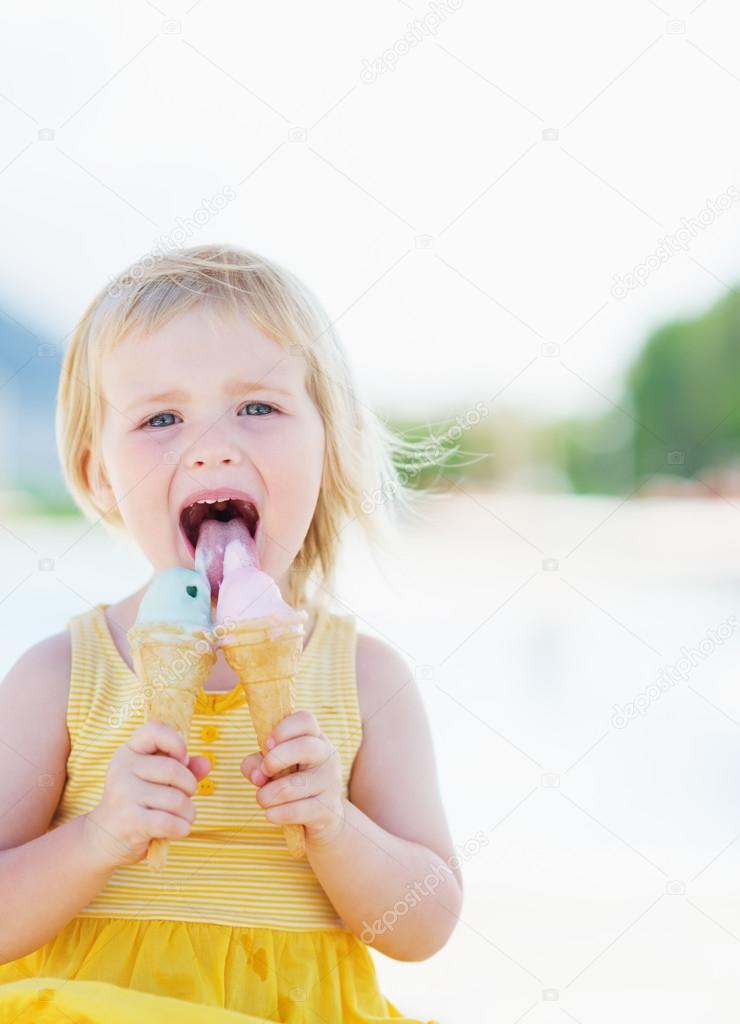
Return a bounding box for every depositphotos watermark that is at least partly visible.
[361,400,489,514]
[610,614,740,729]
[109,617,241,727]
[611,185,740,299]
[106,185,237,298]
[359,830,486,943]
[360,0,464,83]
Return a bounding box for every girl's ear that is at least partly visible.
[83,449,115,515]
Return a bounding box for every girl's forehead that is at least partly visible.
[111,305,279,355]
[101,312,308,407]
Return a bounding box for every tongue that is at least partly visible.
[194,517,259,600]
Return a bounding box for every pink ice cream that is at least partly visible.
[215,538,293,624]
[194,514,293,624]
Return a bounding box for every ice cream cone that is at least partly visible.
[127,621,216,870]
[219,609,308,859]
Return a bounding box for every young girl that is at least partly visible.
[0,246,462,1022]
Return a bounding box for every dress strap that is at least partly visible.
[64,606,102,739]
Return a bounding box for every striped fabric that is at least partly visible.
[50,602,363,931]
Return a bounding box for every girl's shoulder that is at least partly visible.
[354,629,417,726]
[2,630,72,735]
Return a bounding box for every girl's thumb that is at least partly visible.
[240,752,264,783]
[188,755,211,780]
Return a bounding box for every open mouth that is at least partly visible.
[179,498,260,559]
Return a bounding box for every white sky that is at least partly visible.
[1,0,739,423]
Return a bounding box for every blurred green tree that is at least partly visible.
[562,287,740,492]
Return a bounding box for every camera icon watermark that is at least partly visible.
[667,450,685,465]
[666,880,686,895]
[542,558,559,572]
[414,663,437,684]
[288,127,307,143]
[163,450,180,465]
[37,128,55,142]
[665,19,685,34]
[38,558,55,572]
[542,988,559,1001]
[415,234,436,250]
[541,128,559,142]
[37,342,57,358]
[541,342,560,357]
[162,19,181,34]
[541,772,560,788]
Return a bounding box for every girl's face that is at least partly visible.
[93,305,325,591]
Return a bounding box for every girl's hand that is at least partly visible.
[240,710,345,848]
[83,721,211,869]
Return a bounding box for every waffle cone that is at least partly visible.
[127,622,216,870]
[220,610,308,858]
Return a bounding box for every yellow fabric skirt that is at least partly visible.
[0,916,438,1023]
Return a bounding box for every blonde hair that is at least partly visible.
[56,244,429,612]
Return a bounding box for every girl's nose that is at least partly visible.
[183,428,243,469]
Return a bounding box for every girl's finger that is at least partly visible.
[261,735,332,778]
[255,770,319,809]
[187,755,212,781]
[136,780,196,823]
[132,752,198,794]
[127,721,188,764]
[240,752,263,783]
[265,710,323,750]
[263,796,327,826]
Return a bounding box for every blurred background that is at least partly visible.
[3,1,740,1020]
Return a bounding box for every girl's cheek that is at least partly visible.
[124,432,173,474]
[109,435,172,516]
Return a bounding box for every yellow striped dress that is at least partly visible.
[0,601,435,1023]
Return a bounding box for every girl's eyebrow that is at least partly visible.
[125,379,294,411]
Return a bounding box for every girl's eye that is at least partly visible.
[238,401,276,416]
[144,412,180,429]
[142,402,276,430]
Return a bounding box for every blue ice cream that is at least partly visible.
[135,567,213,628]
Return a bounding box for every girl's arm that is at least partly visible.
[305,633,464,961]
[245,633,465,961]
[0,816,119,963]
[0,634,118,963]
